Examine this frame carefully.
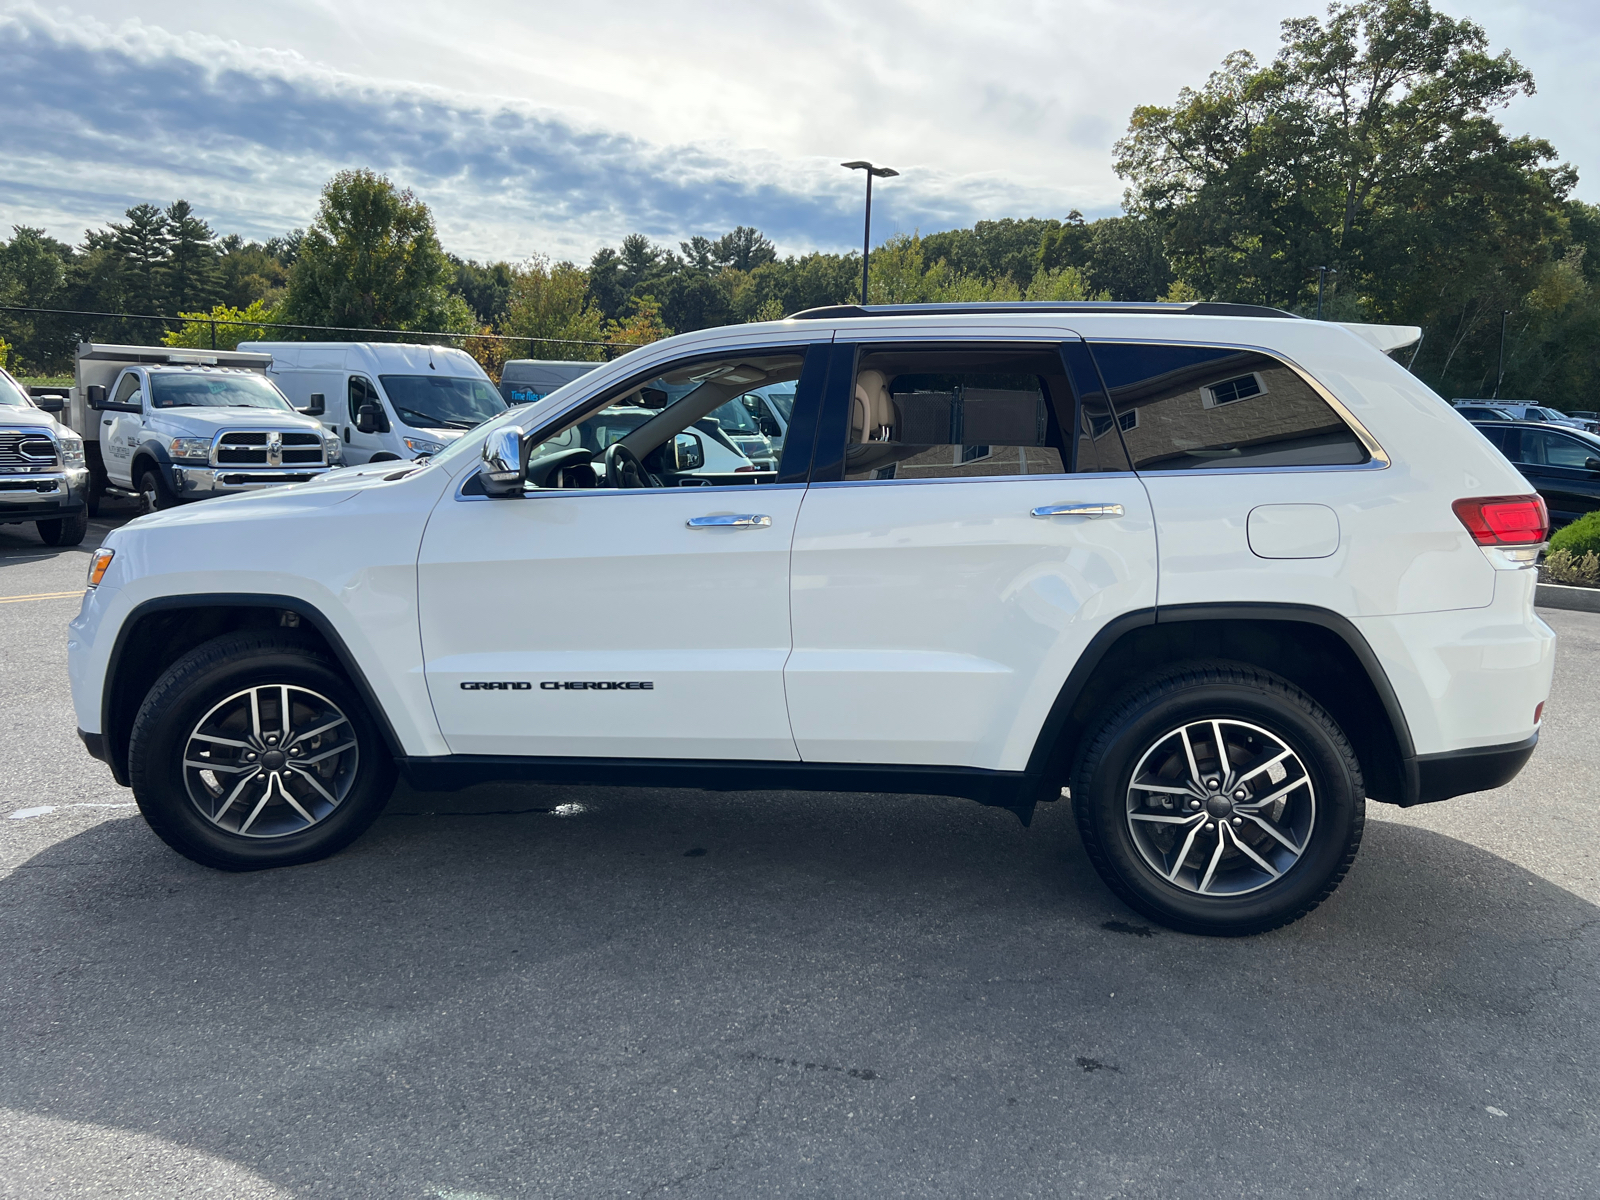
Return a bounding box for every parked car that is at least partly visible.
[1455,399,1596,434]
[245,341,505,464]
[1452,403,1514,422]
[498,359,601,407]
[1472,419,1600,526]
[0,367,89,544]
[58,344,338,514]
[71,302,1554,937]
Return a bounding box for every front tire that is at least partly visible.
[128,633,396,870]
[137,465,180,513]
[1071,662,1364,936]
[37,510,88,546]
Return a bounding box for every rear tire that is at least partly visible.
[1071,661,1364,936]
[127,632,396,871]
[37,509,88,546]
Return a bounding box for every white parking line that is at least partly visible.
[8,803,135,819]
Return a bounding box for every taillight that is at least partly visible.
[735,464,757,472]
[1452,495,1549,546]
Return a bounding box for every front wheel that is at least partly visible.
[137,465,180,513]
[37,509,88,546]
[127,633,396,870]
[1071,662,1364,936]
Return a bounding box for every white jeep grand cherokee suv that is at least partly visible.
[67,303,1555,935]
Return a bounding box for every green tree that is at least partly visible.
[216,234,292,310]
[163,200,219,313]
[162,300,277,351]
[279,170,471,334]
[109,202,171,314]
[498,256,607,361]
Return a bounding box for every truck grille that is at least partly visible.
[214,431,326,468]
[0,430,58,470]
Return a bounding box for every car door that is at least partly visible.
[418,341,830,760]
[101,369,145,486]
[784,335,1158,771]
[342,374,391,463]
[1511,426,1600,524]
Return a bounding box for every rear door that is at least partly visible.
[784,335,1158,771]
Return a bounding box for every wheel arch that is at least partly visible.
[101,594,405,787]
[1027,604,1418,808]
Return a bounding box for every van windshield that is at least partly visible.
[149,373,294,410]
[380,375,505,430]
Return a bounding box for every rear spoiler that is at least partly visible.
[1339,323,1422,353]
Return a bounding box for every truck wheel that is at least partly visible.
[1071,662,1364,937]
[36,510,88,546]
[137,466,180,513]
[127,632,396,871]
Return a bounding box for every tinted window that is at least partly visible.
[1087,343,1368,471]
[1521,429,1600,470]
[113,372,142,405]
[348,376,380,423]
[841,346,1072,481]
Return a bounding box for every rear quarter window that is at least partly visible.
[1087,343,1369,472]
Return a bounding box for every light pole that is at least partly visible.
[1315,266,1336,320]
[842,161,898,305]
[1493,309,1511,399]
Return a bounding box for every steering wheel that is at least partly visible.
[603,442,656,489]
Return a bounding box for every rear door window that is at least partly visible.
[837,345,1075,482]
[1085,343,1369,472]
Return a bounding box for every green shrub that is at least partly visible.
[1549,509,1600,556]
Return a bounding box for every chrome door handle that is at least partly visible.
[686,514,772,529]
[1031,503,1125,519]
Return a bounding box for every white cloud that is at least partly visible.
[0,0,1592,261]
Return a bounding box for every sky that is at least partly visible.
[1,0,1596,264]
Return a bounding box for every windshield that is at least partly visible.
[0,374,29,407]
[150,372,294,410]
[708,399,763,436]
[380,375,505,430]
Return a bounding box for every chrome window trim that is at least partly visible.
[1080,336,1391,471]
[453,468,807,503]
[809,471,1140,490]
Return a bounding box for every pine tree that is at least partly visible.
[163,200,219,313]
[110,203,171,313]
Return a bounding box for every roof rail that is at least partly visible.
[786,301,1301,321]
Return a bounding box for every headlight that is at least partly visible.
[169,437,211,462]
[323,432,343,463]
[87,548,114,588]
[59,435,85,468]
[404,436,444,457]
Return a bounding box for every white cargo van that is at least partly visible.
[244,342,505,463]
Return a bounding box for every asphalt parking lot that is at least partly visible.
[3,507,1598,1199]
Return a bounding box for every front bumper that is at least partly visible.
[171,464,333,496]
[0,468,89,520]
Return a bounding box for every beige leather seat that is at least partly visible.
[851,369,895,443]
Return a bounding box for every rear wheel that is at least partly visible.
[128,633,396,870]
[1072,662,1364,936]
[37,510,88,546]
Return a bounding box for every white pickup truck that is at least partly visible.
[61,344,341,513]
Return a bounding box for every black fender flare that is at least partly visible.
[99,592,408,786]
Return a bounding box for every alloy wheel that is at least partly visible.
[181,684,359,838]
[1125,717,1316,896]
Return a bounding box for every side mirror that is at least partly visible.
[1586,457,1600,473]
[355,401,383,434]
[670,431,705,472]
[480,427,525,497]
[86,385,107,409]
[35,396,64,414]
[302,392,326,417]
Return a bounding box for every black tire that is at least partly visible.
[137,465,180,513]
[86,478,102,517]
[127,632,396,871]
[37,509,88,546]
[1071,661,1364,937]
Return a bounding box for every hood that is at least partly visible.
[145,407,324,431]
[0,406,66,433]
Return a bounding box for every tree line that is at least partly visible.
[1,0,1595,406]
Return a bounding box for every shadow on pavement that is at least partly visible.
[2,785,1597,1197]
